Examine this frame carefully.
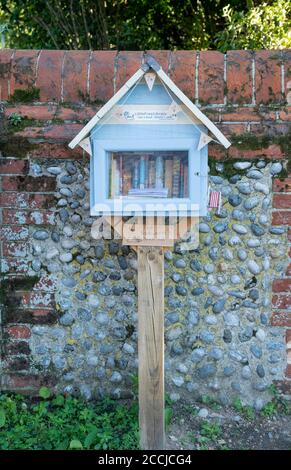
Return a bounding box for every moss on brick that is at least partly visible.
[0,136,37,158]
[230,131,291,156]
[8,87,40,104]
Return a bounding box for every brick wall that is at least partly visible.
[0,49,290,397]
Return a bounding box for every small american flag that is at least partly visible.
[208,190,221,212]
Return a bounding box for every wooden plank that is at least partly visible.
[138,246,165,450]
[123,237,174,247]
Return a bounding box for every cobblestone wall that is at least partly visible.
[0,49,290,406]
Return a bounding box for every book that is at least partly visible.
[155,155,164,189]
[128,188,169,198]
[123,157,132,195]
[164,158,173,197]
[172,156,180,197]
[179,160,184,198]
[133,159,139,189]
[148,159,155,188]
[139,155,146,189]
[184,164,189,197]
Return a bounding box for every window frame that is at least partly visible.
[90,138,208,216]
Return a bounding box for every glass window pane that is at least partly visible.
[108,151,189,199]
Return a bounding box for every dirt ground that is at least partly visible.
[166,402,291,450]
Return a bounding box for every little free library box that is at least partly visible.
[69,54,231,450]
[69,54,230,220]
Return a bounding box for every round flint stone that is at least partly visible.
[47,166,61,175]
[51,231,60,242]
[250,344,262,358]
[191,348,205,363]
[254,182,269,195]
[60,187,72,197]
[269,226,285,235]
[187,310,200,325]
[33,230,49,240]
[244,197,259,210]
[176,285,187,296]
[232,224,248,234]
[192,287,204,296]
[213,222,228,233]
[270,162,282,175]
[59,208,69,223]
[190,260,202,272]
[233,161,252,170]
[237,182,252,195]
[78,308,92,321]
[109,241,120,255]
[199,223,210,233]
[228,194,242,207]
[198,363,216,379]
[247,169,263,179]
[66,162,77,174]
[247,260,261,275]
[256,364,265,378]
[95,245,104,259]
[32,259,41,272]
[59,313,74,326]
[251,223,265,237]
[60,252,73,263]
[174,258,186,268]
[212,299,225,314]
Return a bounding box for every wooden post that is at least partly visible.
[137,246,165,450]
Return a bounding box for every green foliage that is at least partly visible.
[8,87,40,103]
[261,384,290,416]
[39,387,51,400]
[200,421,221,440]
[201,395,222,411]
[8,112,23,126]
[0,392,139,450]
[260,401,277,418]
[2,0,287,51]
[215,0,291,51]
[233,398,255,420]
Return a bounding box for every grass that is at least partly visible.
[0,389,139,450]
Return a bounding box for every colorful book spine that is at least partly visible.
[164,158,173,197]
[172,156,180,197]
[133,160,139,189]
[179,160,184,198]
[123,158,132,195]
[144,155,149,189]
[155,155,164,189]
[148,159,155,188]
[139,156,145,189]
[184,164,189,197]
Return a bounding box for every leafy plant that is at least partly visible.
[261,384,290,416]
[0,392,139,450]
[261,401,277,418]
[39,387,51,400]
[233,398,255,420]
[200,421,221,440]
[8,113,23,126]
[215,0,291,51]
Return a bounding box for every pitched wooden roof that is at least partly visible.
[69,54,231,150]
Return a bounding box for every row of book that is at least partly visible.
[110,152,189,198]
